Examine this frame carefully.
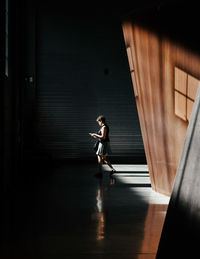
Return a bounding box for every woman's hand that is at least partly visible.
[89,133,96,138]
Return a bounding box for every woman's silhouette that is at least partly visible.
[90,115,116,176]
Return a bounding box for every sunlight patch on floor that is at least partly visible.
[103,164,170,205]
[106,164,149,172]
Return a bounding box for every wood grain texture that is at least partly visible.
[122,22,200,195]
[187,98,194,121]
[174,67,187,94]
[187,74,199,100]
[122,23,156,189]
[175,91,187,121]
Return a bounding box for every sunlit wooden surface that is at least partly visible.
[122,21,200,196]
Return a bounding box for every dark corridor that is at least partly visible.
[1,0,169,258]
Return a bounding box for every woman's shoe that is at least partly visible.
[110,169,116,175]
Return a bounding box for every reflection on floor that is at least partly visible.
[106,165,169,259]
[3,163,169,259]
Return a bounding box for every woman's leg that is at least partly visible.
[102,155,115,172]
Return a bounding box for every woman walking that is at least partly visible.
[90,115,116,176]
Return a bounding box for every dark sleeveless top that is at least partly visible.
[98,124,110,142]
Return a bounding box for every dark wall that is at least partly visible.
[2,0,26,243]
[23,0,145,162]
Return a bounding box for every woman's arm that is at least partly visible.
[91,126,107,140]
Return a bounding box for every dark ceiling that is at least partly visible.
[33,0,200,53]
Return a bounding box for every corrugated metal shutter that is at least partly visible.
[35,9,145,160]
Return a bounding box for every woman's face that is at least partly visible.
[98,120,103,126]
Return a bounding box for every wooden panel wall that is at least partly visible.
[122,22,200,195]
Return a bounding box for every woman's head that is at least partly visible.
[96,115,106,126]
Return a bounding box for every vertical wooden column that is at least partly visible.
[122,22,156,191]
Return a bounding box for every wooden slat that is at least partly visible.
[127,46,134,71]
[175,91,187,121]
[187,98,194,121]
[122,22,156,190]
[131,72,139,97]
[187,74,199,101]
[175,67,187,95]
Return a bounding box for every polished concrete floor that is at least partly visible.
[2,163,169,259]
